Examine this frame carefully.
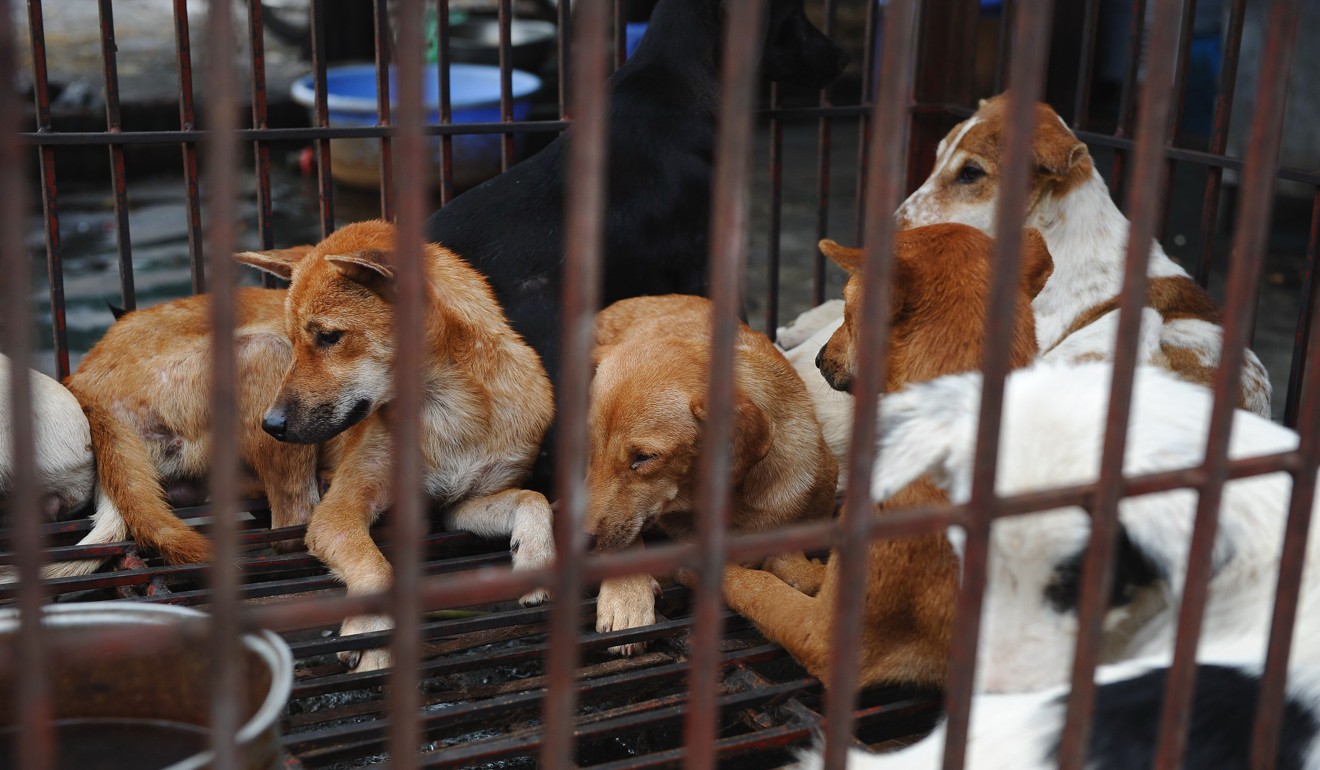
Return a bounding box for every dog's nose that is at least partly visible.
[585,534,598,551]
[815,346,825,370]
[262,409,288,440]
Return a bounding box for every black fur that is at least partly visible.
[1044,524,1164,614]
[1048,664,1318,769]
[424,0,846,492]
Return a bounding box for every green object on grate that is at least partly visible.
[423,7,471,64]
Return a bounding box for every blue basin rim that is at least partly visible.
[291,64,542,115]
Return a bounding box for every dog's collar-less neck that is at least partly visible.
[625,0,721,81]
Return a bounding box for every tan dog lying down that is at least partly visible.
[49,221,555,672]
[587,295,838,655]
[717,223,1052,689]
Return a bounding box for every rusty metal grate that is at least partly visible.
[2,0,1318,768]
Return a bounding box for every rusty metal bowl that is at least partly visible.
[0,603,293,770]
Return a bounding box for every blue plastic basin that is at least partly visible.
[291,64,542,189]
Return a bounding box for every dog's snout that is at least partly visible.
[586,534,599,551]
[815,345,825,370]
[262,409,288,440]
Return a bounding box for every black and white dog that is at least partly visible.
[424,0,847,491]
[796,361,1320,768]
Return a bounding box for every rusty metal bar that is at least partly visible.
[246,0,275,263]
[995,0,1014,93]
[498,0,514,170]
[1055,0,1184,765]
[684,0,767,764]
[820,0,917,767]
[375,0,396,220]
[1153,0,1303,766]
[27,0,69,380]
[1195,0,1249,286]
[613,0,627,70]
[1250,206,1320,767]
[309,0,335,236]
[812,0,836,306]
[559,0,571,114]
[1072,0,1101,128]
[540,0,611,763]
[853,0,877,243]
[174,0,206,293]
[939,3,1054,769]
[5,1,52,766]
[202,0,243,765]
[1156,0,1199,240]
[765,83,783,336]
[1284,190,1320,428]
[97,0,137,310]
[389,0,428,764]
[1109,0,1147,199]
[436,0,456,206]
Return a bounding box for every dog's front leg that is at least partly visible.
[442,488,555,606]
[304,443,394,673]
[595,539,662,656]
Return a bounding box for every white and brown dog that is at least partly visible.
[895,94,1272,417]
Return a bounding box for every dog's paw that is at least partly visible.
[510,499,555,605]
[519,586,552,606]
[596,574,660,656]
[777,299,845,349]
[337,614,393,672]
[763,552,828,596]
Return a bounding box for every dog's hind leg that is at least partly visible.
[249,440,319,553]
[443,488,555,606]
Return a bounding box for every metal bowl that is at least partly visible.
[447,17,557,71]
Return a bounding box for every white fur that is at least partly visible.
[0,355,95,517]
[896,122,1273,417]
[778,306,852,492]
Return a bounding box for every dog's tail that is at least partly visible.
[85,402,214,566]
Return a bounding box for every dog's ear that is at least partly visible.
[1035,122,1089,179]
[234,245,315,279]
[591,344,615,368]
[1019,229,1054,299]
[731,391,773,480]
[820,239,863,274]
[325,250,396,288]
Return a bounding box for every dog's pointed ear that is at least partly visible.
[1020,228,1054,299]
[1035,121,1089,179]
[820,239,863,274]
[977,97,989,109]
[234,245,315,279]
[731,391,773,480]
[325,249,396,287]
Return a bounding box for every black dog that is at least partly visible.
[425,0,846,491]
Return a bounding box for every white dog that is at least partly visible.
[777,299,851,492]
[0,354,95,520]
[794,360,1317,768]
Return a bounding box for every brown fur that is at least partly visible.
[587,295,839,654]
[716,222,1052,690]
[68,221,554,672]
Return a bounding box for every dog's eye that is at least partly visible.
[955,164,985,184]
[630,452,656,471]
[315,329,344,347]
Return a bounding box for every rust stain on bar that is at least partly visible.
[766,83,783,337]
[388,0,429,765]
[98,0,137,310]
[1153,0,1303,766]
[684,0,767,764]
[202,0,243,766]
[27,0,70,380]
[436,0,456,206]
[812,0,835,307]
[310,0,336,236]
[820,0,917,768]
[1055,0,1185,765]
[1283,191,1320,428]
[541,0,610,764]
[1072,0,1101,128]
[1109,0,1147,199]
[1194,0,1247,287]
[498,0,514,170]
[938,3,1055,770]
[852,0,876,245]
[246,0,278,273]
[175,0,207,293]
[375,0,396,221]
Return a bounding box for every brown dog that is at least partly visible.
[587,295,838,655]
[715,223,1052,689]
[58,221,556,672]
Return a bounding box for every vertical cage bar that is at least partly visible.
[819,2,918,769]
[853,0,877,244]
[1054,0,1184,765]
[174,0,206,293]
[28,0,69,380]
[1156,0,1198,239]
[1072,0,1101,128]
[388,0,428,765]
[247,0,276,258]
[541,0,611,765]
[613,0,627,70]
[765,83,783,337]
[812,0,836,306]
[939,3,1054,769]
[1110,0,1148,199]
[683,0,767,766]
[1250,207,1320,767]
[97,0,137,311]
[310,0,336,237]
[203,0,243,766]
[4,0,52,766]
[435,0,456,206]
[1283,190,1320,427]
[995,0,1014,92]
[375,0,396,221]
[498,0,514,170]
[1194,0,1248,287]
[558,0,572,116]
[1152,0,1302,766]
